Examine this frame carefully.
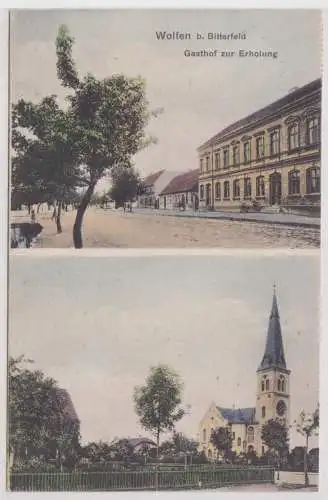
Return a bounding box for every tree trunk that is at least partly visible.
[304,434,309,487]
[27,204,31,215]
[73,182,96,249]
[52,204,57,221]
[37,202,41,214]
[56,202,62,234]
[155,428,160,490]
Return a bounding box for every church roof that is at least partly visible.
[217,407,256,424]
[258,289,287,371]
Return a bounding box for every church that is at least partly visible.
[198,288,291,459]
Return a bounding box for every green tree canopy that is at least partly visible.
[261,419,289,461]
[8,356,80,471]
[210,427,233,458]
[133,365,185,457]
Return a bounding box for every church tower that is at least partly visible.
[255,287,291,454]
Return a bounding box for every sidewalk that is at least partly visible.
[132,208,320,228]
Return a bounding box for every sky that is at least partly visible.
[10,9,321,192]
[9,253,319,448]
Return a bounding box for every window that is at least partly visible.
[243,141,251,163]
[200,159,204,172]
[223,149,230,168]
[205,157,210,172]
[200,185,204,200]
[306,167,320,194]
[247,426,254,443]
[265,378,270,391]
[244,177,252,198]
[256,176,265,197]
[237,437,242,447]
[203,429,206,442]
[278,375,286,392]
[233,179,240,199]
[215,182,221,200]
[288,123,299,150]
[288,170,300,195]
[306,117,319,146]
[261,377,265,392]
[232,145,239,165]
[261,406,266,418]
[224,181,230,200]
[269,129,280,156]
[214,152,220,170]
[256,136,265,159]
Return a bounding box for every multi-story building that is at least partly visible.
[198,288,291,459]
[198,79,321,213]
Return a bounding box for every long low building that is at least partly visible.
[158,169,199,210]
[198,78,321,214]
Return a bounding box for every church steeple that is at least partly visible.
[258,286,287,371]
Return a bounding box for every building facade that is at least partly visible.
[137,170,182,208]
[198,79,321,213]
[198,289,291,459]
[158,169,199,210]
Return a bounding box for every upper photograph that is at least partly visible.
[10,9,321,249]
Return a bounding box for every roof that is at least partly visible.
[116,438,157,448]
[258,289,287,371]
[198,78,321,150]
[52,388,80,423]
[160,169,199,195]
[143,170,165,187]
[217,407,256,425]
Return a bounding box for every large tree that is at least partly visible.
[133,365,185,459]
[11,24,159,248]
[261,419,289,467]
[8,355,80,471]
[56,24,157,247]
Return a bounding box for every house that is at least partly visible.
[198,288,291,459]
[198,78,321,214]
[137,170,182,208]
[158,169,199,210]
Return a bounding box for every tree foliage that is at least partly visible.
[11,24,159,248]
[261,419,289,459]
[133,365,185,456]
[8,356,80,471]
[294,405,319,487]
[210,427,233,457]
[110,164,145,206]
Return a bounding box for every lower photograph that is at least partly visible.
[8,251,319,492]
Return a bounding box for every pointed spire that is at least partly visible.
[258,286,287,371]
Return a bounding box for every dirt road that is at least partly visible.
[11,207,320,249]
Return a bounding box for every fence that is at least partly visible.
[10,466,274,491]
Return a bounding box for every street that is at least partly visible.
[11,207,320,249]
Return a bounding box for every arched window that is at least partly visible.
[232,145,239,165]
[265,378,270,391]
[214,151,220,170]
[306,117,320,146]
[256,176,265,197]
[247,426,254,443]
[281,378,285,392]
[262,406,266,418]
[200,185,204,200]
[261,376,266,392]
[215,182,221,200]
[202,429,206,442]
[288,123,300,150]
[277,379,281,391]
[243,141,251,163]
[269,129,280,156]
[288,170,300,195]
[306,167,320,194]
[205,156,210,172]
[279,375,286,393]
[223,148,230,168]
[237,437,242,447]
[224,181,230,200]
[233,179,240,199]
